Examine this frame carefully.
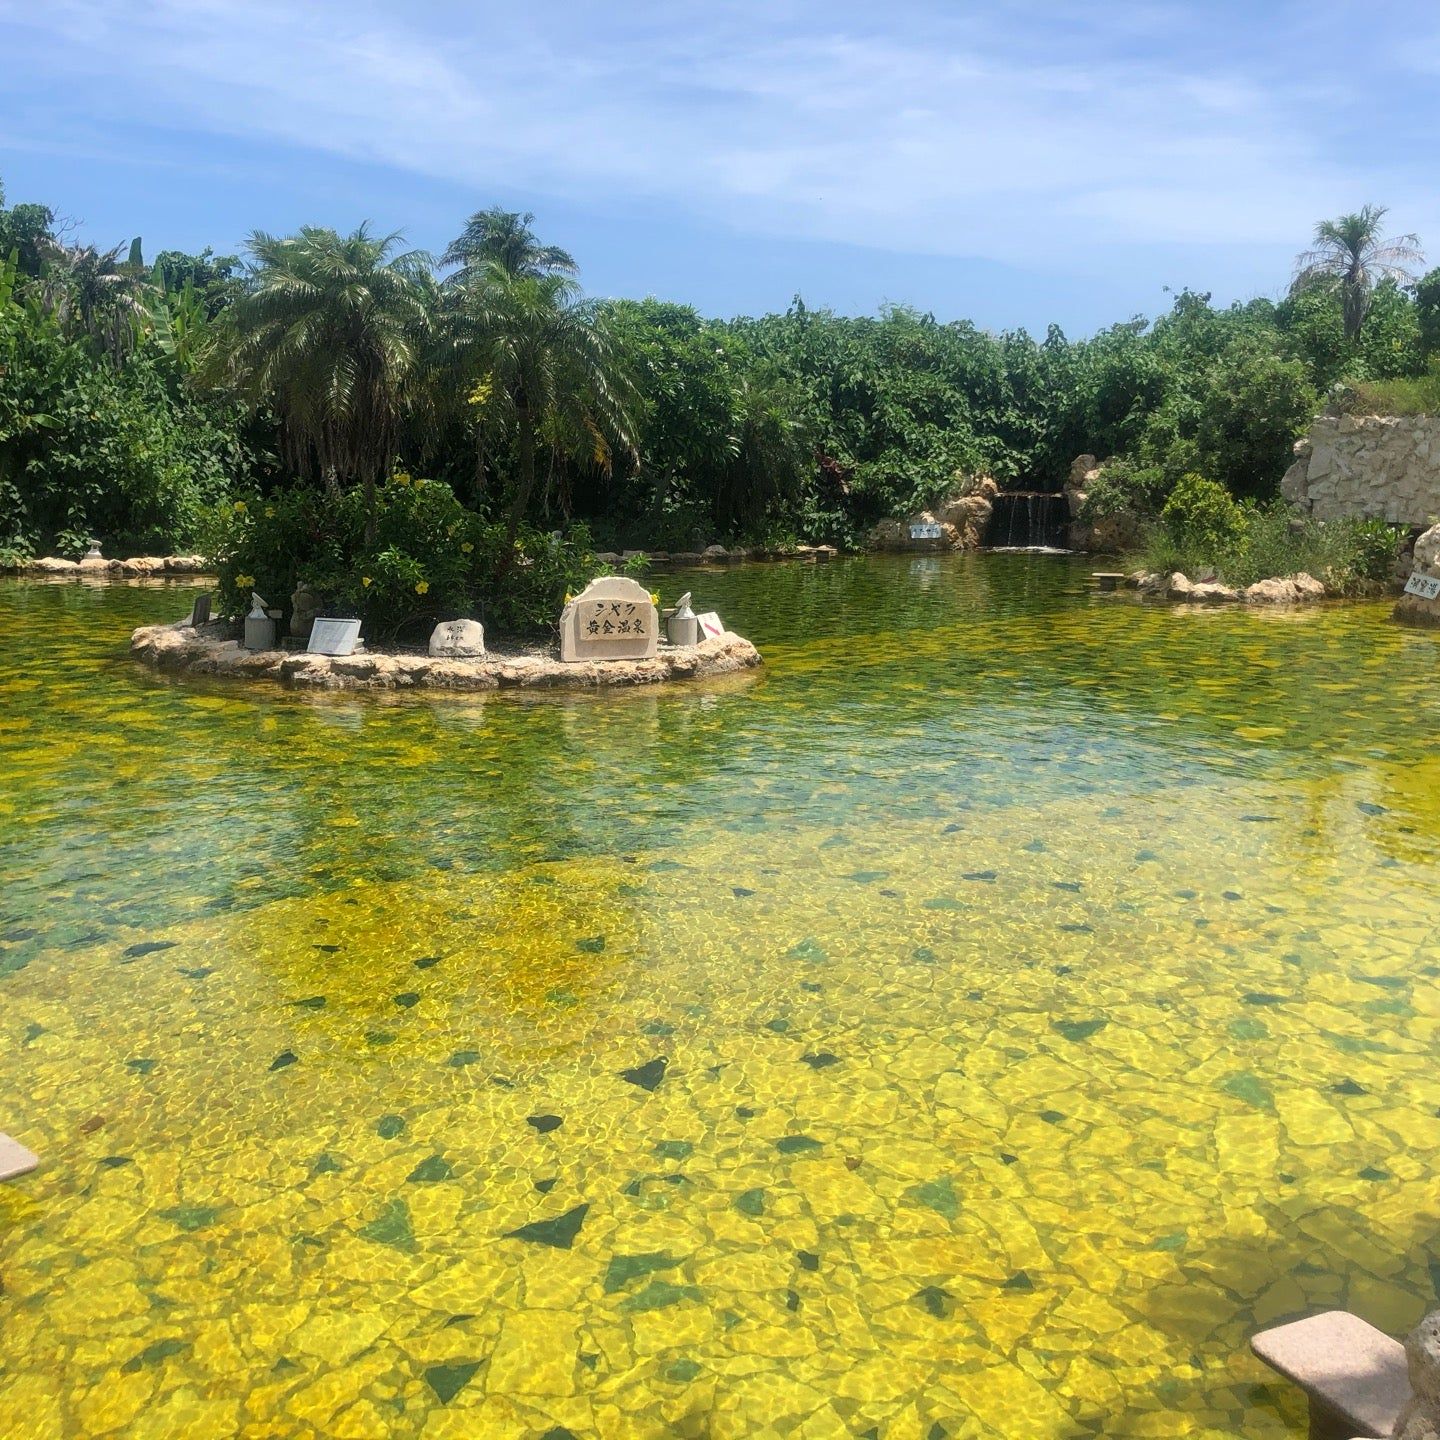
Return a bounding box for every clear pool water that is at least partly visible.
[1,555,1438,1438]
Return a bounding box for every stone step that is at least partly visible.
[1252,1310,1411,1440]
[0,1132,38,1182]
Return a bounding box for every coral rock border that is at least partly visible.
[130,622,764,693]
[5,555,212,578]
[1124,570,1333,605]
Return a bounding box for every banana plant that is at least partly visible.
[147,265,206,371]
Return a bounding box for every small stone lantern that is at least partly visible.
[243,593,277,651]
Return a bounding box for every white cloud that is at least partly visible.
[2,0,1435,274]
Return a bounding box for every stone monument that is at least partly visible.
[429,619,486,657]
[559,576,657,663]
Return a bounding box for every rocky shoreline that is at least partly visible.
[4,554,212,578]
[1123,570,1337,605]
[130,621,764,693]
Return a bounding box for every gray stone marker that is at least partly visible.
[559,577,657,663]
[1251,1309,1412,1439]
[0,1132,38,1182]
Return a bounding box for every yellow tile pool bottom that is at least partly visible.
[1,556,1438,1438]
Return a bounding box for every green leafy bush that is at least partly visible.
[1136,501,1399,592]
[1160,473,1249,554]
[1342,360,1440,416]
[1077,457,1167,522]
[207,475,601,639]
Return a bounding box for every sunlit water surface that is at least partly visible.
[1,555,1439,1439]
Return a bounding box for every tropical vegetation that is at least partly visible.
[1,176,1434,628]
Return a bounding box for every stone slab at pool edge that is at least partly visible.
[130,622,763,692]
[0,1133,38,1182]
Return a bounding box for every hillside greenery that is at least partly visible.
[1,180,1433,628]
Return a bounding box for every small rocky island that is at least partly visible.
[131,576,763,693]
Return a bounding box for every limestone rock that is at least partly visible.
[1244,577,1300,604]
[428,619,486,658]
[1283,413,1440,524]
[1416,522,1440,574]
[1394,521,1440,628]
[1395,1310,1440,1440]
[868,479,995,552]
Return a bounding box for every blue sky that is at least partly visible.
[2,0,1437,333]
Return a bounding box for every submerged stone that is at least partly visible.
[619,1057,668,1092]
[504,1204,588,1249]
[603,1251,680,1293]
[424,1361,481,1405]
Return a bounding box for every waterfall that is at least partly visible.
[983,492,1071,551]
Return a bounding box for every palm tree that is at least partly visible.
[441,208,577,286]
[441,261,636,552]
[207,224,431,535]
[1292,206,1424,342]
[40,241,153,363]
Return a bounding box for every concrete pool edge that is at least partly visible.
[129,621,764,693]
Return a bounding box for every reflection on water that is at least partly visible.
[1,556,1439,1438]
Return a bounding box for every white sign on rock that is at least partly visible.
[559,576,657,662]
[909,522,943,540]
[695,611,725,640]
[1404,572,1440,600]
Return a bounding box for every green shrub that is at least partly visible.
[1160,473,1248,554]
[1077,458,1167,522]
[206,475,602,640]
[1343,361,1440,416]
[1135,501,1399,593]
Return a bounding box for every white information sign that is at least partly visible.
[909,522,943,540]
[1403,571,1440,600]
[696,611,725,640]
[307,617,362,656]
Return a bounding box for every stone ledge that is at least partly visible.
[130,622,764,693]
[4,555,212,579]
[1124,570,1337,605]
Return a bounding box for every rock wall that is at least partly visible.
[1282,414,1440,524]
[1064,455,1144,553]
[868,476,997,552]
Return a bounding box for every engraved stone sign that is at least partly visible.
[307,617,362,656]
[559,577,657,662]
[1404,571,1440,600]
[909,522,943,540]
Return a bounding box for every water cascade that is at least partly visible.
[983,491,1071,551]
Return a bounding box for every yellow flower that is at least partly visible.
[467,375,495,409]
[264,506,276,518]
[415,580,430,595]
[650,591,660,607]
[563,591,573,605]
[233,501,248,514]
[234,573,254,589]
[461,541,474,554]
[392,471,412,487]
[361,576,372,588]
